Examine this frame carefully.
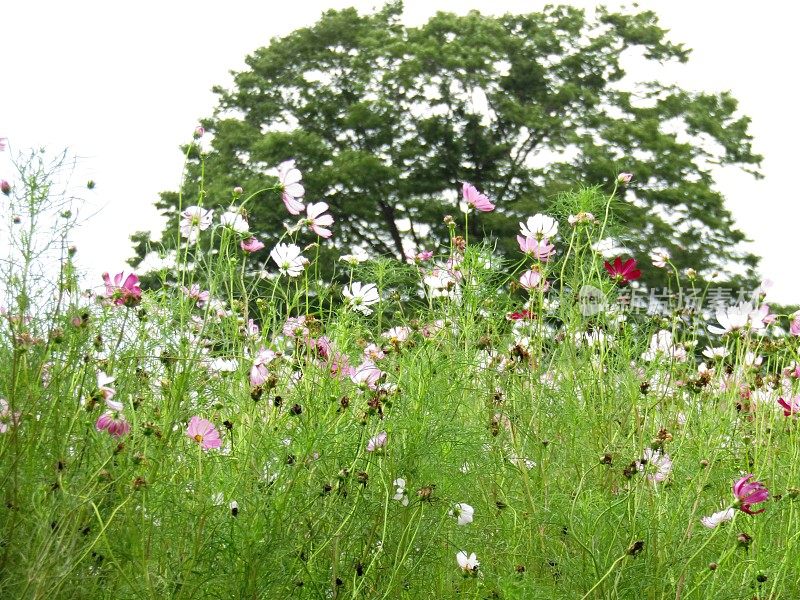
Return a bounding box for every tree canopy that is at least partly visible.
[131,1,762,290]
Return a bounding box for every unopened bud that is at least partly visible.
[193,126,205,139]
[0,180,11,195]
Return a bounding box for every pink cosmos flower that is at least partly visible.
[304,202,334,238]
[250,348,277,386]
[277,160,305,215]
[0,399,21,433]
[617,172,633,184]
[181,284,210,308]
[366,430,387,452]
[777,395,800,417]
[603,257,641,284]
[461,183,495,212]
[732,474,769,515]
[102,271,142,307]
[519,268,549,291]
[790,312,800,336]
[186,416,222,450]
[517,235,555,261]
[240,237,265,253]
[96,411,130,438]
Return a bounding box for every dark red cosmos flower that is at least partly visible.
[603,257,641,284]
[506,309,536,321]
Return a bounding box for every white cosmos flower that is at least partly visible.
[700,508,735,529]
[393,478,409,506]
[449,503,474,526]
[343,282,380,315]
[340,247,369,265]
[456,551,479,574]
[180,206,213,242]
[220,210,250,234]
[269,243,307,277]
[702,346,729,360]
[520,213,558,240]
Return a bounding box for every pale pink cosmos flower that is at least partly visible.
[519,268,549,291]
[363,343,386,361]
[250,348,277,386]
[365,430,387,452]
[791,312,800,336]
[102,272,142,307]
[96,411,130,438]
[460,183,495,213]
[639,448,672,483]
[707,303,756,335]
[749,304,776,328]
[732,474,769,515]
[617,172,633,184]
[351,359,383,389]
[567,211,596,226]
[181,284,210,308]
[517,235,555,261]
[304,202,334,238]
[283,316,309,338]
[383,326,412,343]
[186,416,221,450]
[180,206,213,242]
[393,478,409,506]
[240,237,265,253]
[277,160,305,215]
[0,399,21,433]
[649,248,670,268]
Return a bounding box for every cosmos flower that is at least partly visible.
[343,282,380,315]
[649,248,670,268]
[102,271,142,307]
[181,284,210,308]
[778,395,800,417]
[519,268,548,291]
[732,474,769,515]
[240,237,265,253]
[96,411,130,438]
[460,183,495,213]
[179,206,213,242]
[250,348,277,386]
[220,210,250,234]
[520,214,558,241]
[449,503,474,526]
[603,257,641,284]
[707,303,761,335]
[639,448,672,483]
[517,235,555,261]
[277,159,305,215]
[366,431,387,452]
[393,478,409,506]
[186,416,222,451]
[270,243,308,277]
[303,202,334,238]
[700,508,735,529]
[456,551,479,575]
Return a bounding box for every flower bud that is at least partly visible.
[0,180,11,195]
[193,126,205,139]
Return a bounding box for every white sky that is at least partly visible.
[1,1,798,302]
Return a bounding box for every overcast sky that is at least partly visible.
[1,1,797,302]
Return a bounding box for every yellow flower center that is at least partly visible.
[194,434,203,443]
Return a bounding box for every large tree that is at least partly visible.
[131,2,762,289]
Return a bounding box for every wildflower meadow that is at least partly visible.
[1,142,799,599]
